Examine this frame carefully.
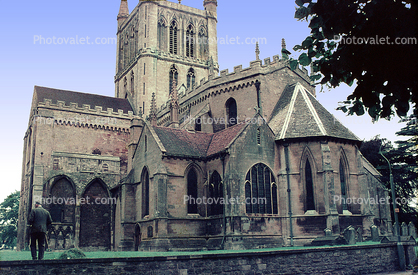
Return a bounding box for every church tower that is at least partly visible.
[114,0,219,117]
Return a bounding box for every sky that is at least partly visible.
[0,0,410,204]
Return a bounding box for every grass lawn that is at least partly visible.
[0,242,383,261]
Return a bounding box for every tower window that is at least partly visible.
[198,27,208,59]
[169,21,178,55]
[187,68,195,89]
[158,18,167,51]
[169,65,178,94]
[186,25,195,58]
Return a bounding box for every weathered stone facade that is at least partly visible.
[17,0,399,252]
[2,243,417,275]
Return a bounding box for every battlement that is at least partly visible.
[155,54,312,121]
[37,98,136,118]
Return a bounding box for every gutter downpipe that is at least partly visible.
[220,155,227,249]
[284,143,294,246]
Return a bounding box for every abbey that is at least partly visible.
[17,0,392,251]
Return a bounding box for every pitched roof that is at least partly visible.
[34,86,133,113]
[152,123,246,159]
[269,83,359,142]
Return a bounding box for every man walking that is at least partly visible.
[28,201,52,260]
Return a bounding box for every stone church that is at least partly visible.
[17,0,392,251]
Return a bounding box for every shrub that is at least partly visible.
[58,248,86,260]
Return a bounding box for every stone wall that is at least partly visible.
[1,243,416,275]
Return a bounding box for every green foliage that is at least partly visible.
[0,191,20,248]
[360,116,418,225]
[292,0,417,120]
[58,248,87,260]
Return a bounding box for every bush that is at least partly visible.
[58,248,86,260]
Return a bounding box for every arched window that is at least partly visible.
[198,27,208,59]
[169,21,178,54]
[305,159,315,211]
[141,168,150,218]
[245,163,277,214]
[187,168,198,214]
[340,158,348,211]
[208,171,223,216]
[195,117,201,132]
[187,68,195,89]
[49,177,75,223]
[169,65,178,94]
[225,98,238,127]
[158,18,167,51]
[186,24,195,58]
[79,179,111,249]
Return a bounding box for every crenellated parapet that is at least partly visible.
[155,54,312,125]
[35,98,138,133]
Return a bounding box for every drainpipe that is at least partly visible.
[220,155,226,249]
[284,143,294,246]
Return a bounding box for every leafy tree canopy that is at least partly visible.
[360,116,417,225]
[0,191,20,248]
[293,0,417,120]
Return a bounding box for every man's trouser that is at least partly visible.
[30,232,46,260]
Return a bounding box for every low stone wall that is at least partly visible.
[1,243,416,275]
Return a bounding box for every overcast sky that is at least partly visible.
[0,0,409,203]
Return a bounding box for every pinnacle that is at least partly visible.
[118,0,129,19]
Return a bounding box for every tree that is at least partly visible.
[292,0,417,120]
[360,117,418,226]
[0,191,20,248]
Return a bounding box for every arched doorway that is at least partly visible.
[79,179,111,250]
[134,224,141,251]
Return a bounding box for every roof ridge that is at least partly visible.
[279,84,300,139]
[305,91,361,141]
[296,83,327,136]
[35,85,125,101]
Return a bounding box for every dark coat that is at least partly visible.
[28,206,52,233]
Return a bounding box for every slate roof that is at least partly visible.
[152,123,246,159]
[269,83,360,142]
[34,86,133,113]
